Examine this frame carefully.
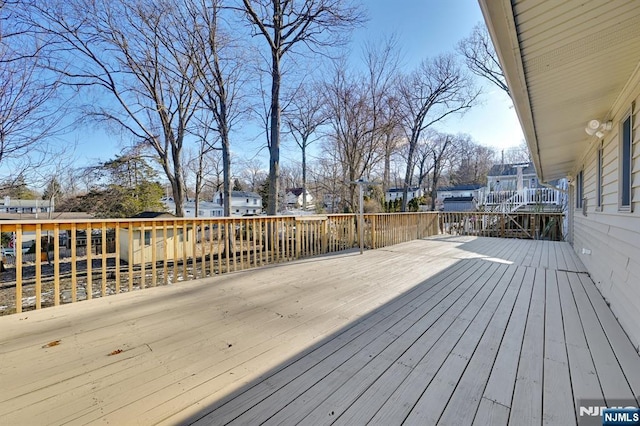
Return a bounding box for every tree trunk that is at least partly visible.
[402,135,418,212]
[267,52,281,215]
[383,139,391,194]
[222,137,231,217]
[302,144,307,210]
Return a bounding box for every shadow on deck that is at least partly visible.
[0,236,638,425]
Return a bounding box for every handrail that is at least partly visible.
[480,188,561,207]
[0,212,440,315]
[0,211,562,315]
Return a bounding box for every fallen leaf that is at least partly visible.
[108,349,123,356]
[42,340,61,348]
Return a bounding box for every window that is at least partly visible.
[576,170,584,209]
[620,111,633,210]
[253,199,257,205]
[144,230,151,246]
[596,144,603,209]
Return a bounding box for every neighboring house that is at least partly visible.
[437,184,483,200]
[214,191,262,216]
[481,0,640,347]
[0,212,93,221]
[163,198,220,217]
[285,188,315,210]
[443,196,476,212]
[486,163,538,192]
[163,191,263,217]
[385,187,424,203]
[477,162,563,212]
[118,212,194,264]
[0,197,54,216]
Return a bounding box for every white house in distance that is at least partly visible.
[0,197,54,216]
[436,184,483,201]
[285,188,314,211]
[385,187,424,203]
[481,0,640,347]
[213,190,262,216]
[163,191,263,217]
[436,184,483,211]
[486,163,538,192]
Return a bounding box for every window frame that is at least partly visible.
[596,142,603,210]
[576,170,584,209]
[619,108,633,211]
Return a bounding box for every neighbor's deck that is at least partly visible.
[1,236,639,425]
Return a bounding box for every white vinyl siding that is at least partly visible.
[572,93,640,349]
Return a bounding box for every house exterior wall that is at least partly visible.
[487,174,537,191]
[384,188,424,202]
[437,189,481,199]
[213,192,262,216]
[571,86,640,349]
[443,200,475,212]
[285,190,314,209]
[119,227,194,265]
[165,192,263,217]
[0,198,54,214]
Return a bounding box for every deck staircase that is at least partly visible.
[475,188,565,239]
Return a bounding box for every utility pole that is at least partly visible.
[351,179,381,255]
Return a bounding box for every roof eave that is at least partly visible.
[478,0,545,182]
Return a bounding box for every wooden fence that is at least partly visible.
[0,213,440,314]
[0,211,561,315]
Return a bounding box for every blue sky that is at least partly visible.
[351,0,523,150]
[71,0,524,170]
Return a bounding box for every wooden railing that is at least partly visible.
[0,213,440,314]
[478,187,563,211]
[439,212,563,241]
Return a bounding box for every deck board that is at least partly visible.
[1,236,638,426]
[508,267,545,425]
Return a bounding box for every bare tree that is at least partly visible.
[25,0,204,216]
[323,61,382,211]
[0,1,66,186]
[284,82,326,210]
[412,134,435,191]
[237,157,267,193]
[428,132,458,211]
[240,0,363,214]
[177,0,248,217]
[501,141,532,165]
[457,23,510,97]
[449,135,495,185]
[185,129,218,217]
[399,54,478,211]
[362,37,402,194]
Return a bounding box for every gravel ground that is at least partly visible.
[0,243,264,315]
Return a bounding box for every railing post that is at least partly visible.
[15,224,22,313]
[371,215,377,249]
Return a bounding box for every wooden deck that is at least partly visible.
[1,236,638,425]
